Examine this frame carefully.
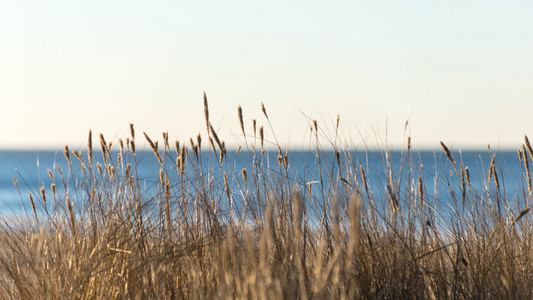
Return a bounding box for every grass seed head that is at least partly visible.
[88,130,93,165]
[40,186,46,206]
[197,133,202,152]
[175,140,181,156]
[129,123,135,140]
[144,132,162,164]
[209,124,224,153]
[418,175,424,208]
[64,145,72,169]
[525,135,533,161]
[203,92,209,119]
[261,102,268,119]
[465,166,471,189]
[253,119,257,136]
[523,145,532,196]
[238,105,245,136]
[513,208,531,225]
[223,171,231,200]
[29,192,38,222]
[242,168,248,186]
[259,126,264,149]
[162,132,169,150]
[440,141,457,174]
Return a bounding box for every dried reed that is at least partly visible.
[2,96,533,299]
[440,141,458,174]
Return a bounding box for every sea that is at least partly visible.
[0,149,528,220]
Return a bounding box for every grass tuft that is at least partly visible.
[0,95,533,299]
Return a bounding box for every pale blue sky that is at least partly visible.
[1,1,532,149]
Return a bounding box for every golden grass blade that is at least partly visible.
[523,145,532,197]
[461,167,466,206]
[223,171,231,201]
[418,175,424,209]
[66,193,76,235]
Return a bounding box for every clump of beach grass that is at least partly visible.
[0,94,533,299]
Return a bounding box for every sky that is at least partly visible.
[1,1,532,150]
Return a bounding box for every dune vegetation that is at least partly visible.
[1,93,533,299]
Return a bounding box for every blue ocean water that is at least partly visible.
[0,149,527,219]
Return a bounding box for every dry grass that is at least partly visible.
[1,95,533,299]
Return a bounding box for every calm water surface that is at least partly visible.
[0,149,527,219]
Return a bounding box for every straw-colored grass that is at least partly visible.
[1,94,533,299]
